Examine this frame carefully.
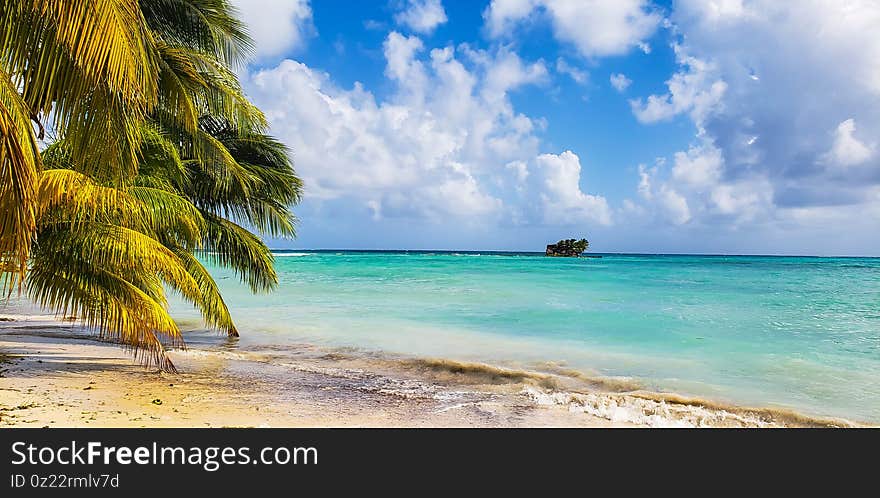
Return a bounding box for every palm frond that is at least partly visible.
[27,234,184,371]
[0,68,40,295]
[140,0,254,69]
[201,214,277,293]
[188,127,259,196]
[154,41,204,134]
[183,130,301,237]
[186,52,267,131]
[223,133,303,207]
[35,169,141,224]
[137,124,190,187]
[1,0,160,179]
[170,246,237,336]
[38,223,201,301]
[129,186,205,246]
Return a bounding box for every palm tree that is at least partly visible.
[1,0,302,371]
[137,0,302,335]
[1,0,160,295]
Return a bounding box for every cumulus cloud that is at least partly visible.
[231,0,314,62]
[383,32,429,98]
[627,0,880,231]
[671,143,723,188]
[242,32,608,228]
[482,48,549,103]
[635,164,690,225]
[630,45,726,126]
[483,0,661,57]
[394,0,448,34]
[823,118,873,168]
[505,160,529,185]
[609,73,631,92]
[535,151,612,225]
[656,186,691,225]
[631,142,773,226]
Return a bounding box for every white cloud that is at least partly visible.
[657,186,691,225]
[243,33,602,226]
[709,179,773,220]
[483,0,661,57]
[394,0,448,34]
[383,32,429,100]
[627,1,880,233]
[483,48,549,104]
[634,164,689,224]
[630,143,772,226]
[609,73,631,92]
[231,0,314,62]
[630,46,726,125]
[505,160,529,184]
[671,143,722,188]
[637,164,654,200]
[823,118,873,168]
[621,198,646,217]
[556,58,588,84]
[534,151,612,225]
[683,0,751,23]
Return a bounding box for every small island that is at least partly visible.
[546,238,592,257]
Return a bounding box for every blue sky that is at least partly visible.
[232,0,880,256]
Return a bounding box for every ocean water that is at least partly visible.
[171,251,880,423]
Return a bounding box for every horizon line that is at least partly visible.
[266,248,880,258]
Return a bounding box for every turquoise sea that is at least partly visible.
[172,251,880,423]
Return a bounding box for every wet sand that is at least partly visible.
[0,328,620,428]
[0,316,861,428]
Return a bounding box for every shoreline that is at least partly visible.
[0,316,864,428]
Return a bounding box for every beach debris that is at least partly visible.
[151,398,163,405]
[83,386,92,390]
[5,402,39,411]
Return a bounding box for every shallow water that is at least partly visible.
[170,251,880,423]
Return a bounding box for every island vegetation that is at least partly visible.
[0,0,301,371]
[545,238,589,257]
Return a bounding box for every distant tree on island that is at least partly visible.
[545,238,589,257]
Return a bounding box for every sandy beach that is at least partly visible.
[0,323,619,428]
[0,313,861,429]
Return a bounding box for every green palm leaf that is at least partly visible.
[0,67,40,295]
